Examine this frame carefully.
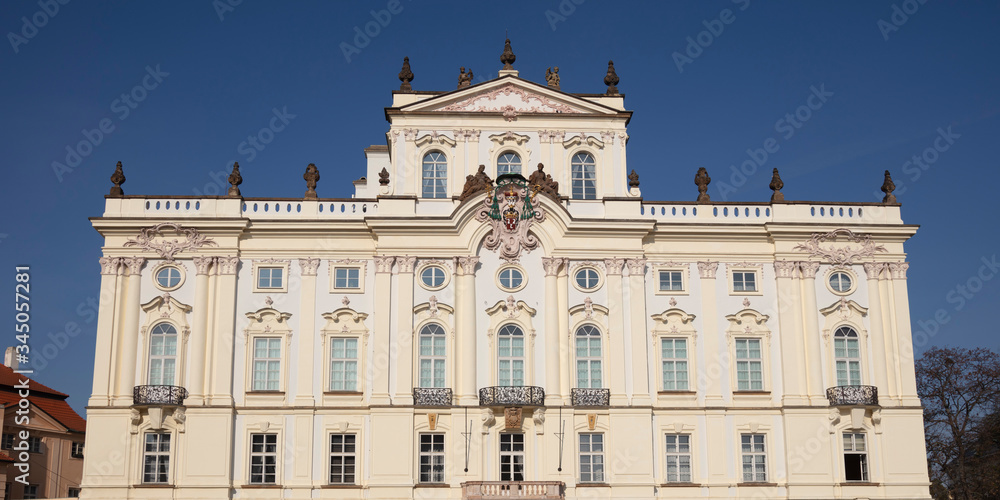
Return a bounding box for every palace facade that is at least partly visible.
[81,44,931,499]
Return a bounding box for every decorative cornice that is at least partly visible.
[440,84,581,116]
[697,261,719,279]
[489,131,531,146]
[793,228,887,266]
[123,222,218,262]
[653,261,688,268]
[298,258,321,276]
[396,256,417,274]
[725,261,764,269]
[604,258,625,275]
[562,133,605,150]
[798,261,821,279]
[773,260,797,279]
[415,132,457,148]
[374,256,395,274]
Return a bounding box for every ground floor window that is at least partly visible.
[419,434,445,483]
[843,432,869,482]
[579,433,605,483]
[499,433,525,481]
[329,434,357,484]
[740,433,767,482]
[143,433,171,484]
[249,433,278,484]
[664,434,692,482]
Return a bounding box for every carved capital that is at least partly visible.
[397,256,417,274]
[862,262,888,281]
[298,258,321,276]
[773,261,797,279]
[374,256,395,274]
[697,261,719,279]
[889,262,909,280]
[541,257,566,276]
[192,256,215,275]
[456,256,480,275]
[798,261,821,279]
[626,258,647,276]
[122,257,146,276]
[100,257,121,275]
[604,258,625,275]
[216,256,240,275]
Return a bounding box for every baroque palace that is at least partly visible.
[81,41,930,499]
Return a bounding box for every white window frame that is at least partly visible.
[252,260,290,293]
[152,263,185,292]
[660,338,690,391]
[417,263,450,291]
[417,323,447,388]
[664,433,693,483]
[328,433,358,484]
[740,433,767,483]
[27,436,42,454]
[23,485,39,499]
[654,266,688,295]
[497,324,526,387]
[499,433,525,481]
[827,268,858,295]
[248,433,278,485]
[834,326,863,387]
[67,487,81,497]
[147,322,179,386]
[570,151,597,200]
[250,337,282,392]
[496,264,527,292]
[142,432,172,484]
[418,433,446,484]
[579,433,606,483]
[572,266,604,292]
[71,442,84,459]
[734,338,765,392]
[843,432,870,482]
[574,325,603,389]
[728,265,763,295]
[328,337,360,392]
[421,151,448,199]
[497,151,522,176]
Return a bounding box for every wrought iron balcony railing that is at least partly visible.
[462,481,564,500]
[413,387,453,406]
[478,386,545,407]
[826,385,878,407]
[570,388,610,407]
[133,385,188,406]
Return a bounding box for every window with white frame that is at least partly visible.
[658,270,683,292]
[418,434,445,483]
[575,325,602,388]
[142,433,171,484]
[579,433,605,483]
[148,323,178,386]
[574,268,600,290]
[418,324,446,388]
[740,433,767,482]
[829,270,854,294]
[664,434,692,482]
[329,338,359,391]
[71,442,84,458]
[333,267,361,290]
[497,152,522,175]
[329,434,357,484]
[419,265,447,290]
[498,266,525,291]
[23,485,38,499]
[67,487,80,497]
[154,266,182,290]
[256,267,284,289]
[570,152,596,199]
[422,151,447,198]
[497,325,525,386]
[843,433,869,482]
[834,326,862,386]
[1,434,13,448]
[27,436,41,454]
[499,433,525,481]
[660,338,689,391]
[252,338,281,391]
[732,270,758,292]
[249,433,278,484]
[735,338,764,391]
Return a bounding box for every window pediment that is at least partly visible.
[724,308,771,343]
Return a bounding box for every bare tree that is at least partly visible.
[916,346,1000,500]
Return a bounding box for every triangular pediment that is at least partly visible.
[399,76,617,116]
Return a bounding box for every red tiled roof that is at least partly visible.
[0,451,13,462]
[0,365,86,433]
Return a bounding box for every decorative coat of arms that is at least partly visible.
[476,174,545,262]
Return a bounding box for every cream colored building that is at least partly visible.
[81,48,931,499]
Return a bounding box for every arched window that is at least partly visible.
[834,326,862,386]
[418,323,447,388]
[575,325,602,388]
[571,153,597,200]
[148,323,178,386]
[497,325,525,386]
[497,152,521,175]
[422,152,447,198]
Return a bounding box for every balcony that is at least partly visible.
[413,387,453,406]
[479,386,545,407]
[133,385,188,406]
[462,481,564,500]
[570,388,610,407]
[827,385,878,407]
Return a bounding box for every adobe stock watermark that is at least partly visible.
[51,65,170,182]
[715,84,834,200]
[870,126,959,201]
[213,0,242,21]
[878,0,930,41]
[6,0,70,54]
[192,106,295,196]
[340,0,409,63]
[544,0,586,31]
[671,0,750,73]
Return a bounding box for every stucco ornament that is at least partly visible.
[793,228,887,266]
[124,222,218,261]
[477,174,545,262]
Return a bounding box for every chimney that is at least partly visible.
[3,347,18,371]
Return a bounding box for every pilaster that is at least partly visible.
[294,258,320,406]
[697,261,724,406]
[798,261,825,404]
[604,258,628,405]
[208,256,239,406]
[556,261,570,402]
[863,262,892,403]
[393,256,417,404]
[372,256,395,405]
[774,260,808,406]
[889,262,920,405]
[187,256,214,405]
[115,256,144,404]
[626,258,651,405]
[542,257,565,405]
[456,256,480,405]
[89,257,122,406]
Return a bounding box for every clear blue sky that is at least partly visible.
[2,1,998,415]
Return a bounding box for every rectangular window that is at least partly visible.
[257,267,283,289]
[419,330,447,388]
[329,434,357,484]
[740,434,767,482]
[252,338,282,391]
[27,437,41,453]
[660,339,689,391]
[658,271,683,291]
[71,442,84,458]
[664,434,692,482]
[497,335,525,387]
[835,336,862,386]
[418,434,445,483]
[249,433,278,484]
[329,338,359,391]
[1,434,13,449]
[334,267,361,289]
[735,338,763,391]
[67,487,81,497]
[23,485,38,499]
[843,433,869,482]
[575,334,603,389]
[579,434,605,483]
[143,433,171,484]
[499,433,525,481]
[733,271,757,292]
